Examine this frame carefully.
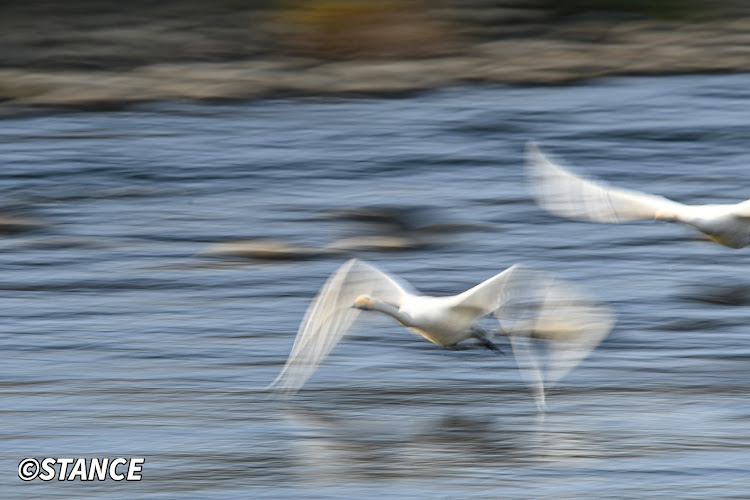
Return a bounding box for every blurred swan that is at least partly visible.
[526,142,750,249]
[317,205,491,251]
[267,259,614,410]
[198,238,329,260]
[198,206,488,261]
[0,210,45,234]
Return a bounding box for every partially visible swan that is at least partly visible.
[267,259,614,410]
[526,142,750,248]
[199,206,487,261]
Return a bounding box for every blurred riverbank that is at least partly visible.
[2,0,750,114]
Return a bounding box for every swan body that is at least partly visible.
[364,294,492,347]
[267,259,614,410]
[525,142,750,249]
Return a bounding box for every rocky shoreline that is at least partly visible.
[2,1,750,114]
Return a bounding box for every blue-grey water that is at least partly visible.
[2,73,750,499]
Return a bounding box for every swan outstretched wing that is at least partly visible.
[267,258,412,394]
[452,264,524,316]
[452,265,613,408]
[493,269,615,409]
[529,272,613,384]
[526,142,683,222]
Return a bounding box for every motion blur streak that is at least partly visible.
[268,258,614,412]
[2,75,750,498]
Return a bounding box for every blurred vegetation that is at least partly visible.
[271,0,457,59]
[1,0,749,108]
[1,0,747,68]
[543,0,703,19]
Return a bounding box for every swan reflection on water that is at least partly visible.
[275,400,607,484]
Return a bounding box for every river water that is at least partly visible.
[2,73,750,498]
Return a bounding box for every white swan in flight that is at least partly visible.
[267,259,614,410]
[526,142,750,249]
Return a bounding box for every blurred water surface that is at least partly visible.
[2,73,750,498]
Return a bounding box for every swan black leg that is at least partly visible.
[478,337,505,355]
[470,327,505,355]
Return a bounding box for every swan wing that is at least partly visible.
[267,258,412,394]
[729,199,750,218]
[508,334,547,411]
[493,268,615,409]
[452,264,524,316]
[452,265,612,408]
[526,142,683,222]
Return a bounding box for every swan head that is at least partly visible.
[352,295,373,310]
[654,210,679,222]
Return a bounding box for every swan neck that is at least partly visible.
[369,300,411,326]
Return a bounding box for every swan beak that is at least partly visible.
[352,296,372,310]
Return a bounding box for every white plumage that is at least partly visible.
[526,142,750,249]
[267,259,614,410]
